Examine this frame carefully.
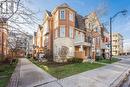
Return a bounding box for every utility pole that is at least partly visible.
[109,10,127,61]
[110,18,112,61]
[1,22,4,60]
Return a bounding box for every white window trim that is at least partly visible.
[60,9,65,20]
[60,25,65,37]
[69,13,74,21]
[69,26,73,38]
[80,32,84,42]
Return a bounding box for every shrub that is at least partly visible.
[27,54,32,59]
[67,57,83,63]
[96,56,104,61]
[44,49,53,62]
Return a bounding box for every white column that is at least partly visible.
[80,45,83,51]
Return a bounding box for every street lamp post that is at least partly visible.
[110,10,127,61]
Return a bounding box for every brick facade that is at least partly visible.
[0,18,8,59]
[34,3,110,62]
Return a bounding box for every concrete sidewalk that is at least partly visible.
[40,58,130,87]
[8,57,130,87]
[8,58,57,87]
[57,59,130,87]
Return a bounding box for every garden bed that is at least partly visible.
[0,59,18,87]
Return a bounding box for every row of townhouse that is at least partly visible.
[33,3,110,62]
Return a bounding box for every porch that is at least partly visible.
[74,45,91,59]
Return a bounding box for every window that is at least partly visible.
[69,13,73,21]
[60,10,65,19]
[60,26,65,37]
[69,27,73,38]
[95,27,98,32]
[96,37,100,45]
[80,32,85,42]
[55,29,58,38]
[75,31,79,42]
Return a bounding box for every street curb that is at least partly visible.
[109,67,130,87]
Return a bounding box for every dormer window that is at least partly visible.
[60,9,65,19]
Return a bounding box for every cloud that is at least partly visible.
[124,39,130,52]
[124,39,130,43]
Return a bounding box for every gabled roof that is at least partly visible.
[38,25,43,30]
[58,3,69,8]
[45,10,52,17]
[75,14,85,30]
[52,3,75,14]
[34,32,37,36]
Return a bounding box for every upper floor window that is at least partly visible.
[75,31,79,42]
[60,26,65,37]
[69,27,73,38]
[60,10,65,19]
[69,13,74,21]
[96,37,100,45]
[95,27,98,32]
[80,32,85,42]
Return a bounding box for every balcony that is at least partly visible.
[74,41,91,47]
[74,36,92,47]
[74,38,91,47]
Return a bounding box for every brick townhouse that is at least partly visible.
[33,3,110,62]
[0,18,8,59]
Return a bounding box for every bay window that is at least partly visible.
[60,26,65,37]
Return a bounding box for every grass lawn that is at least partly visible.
[0,59,18,87]
[96,58,120,64]
[30,58,104,79]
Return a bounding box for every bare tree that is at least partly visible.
[0,0,21,20]
[0,0,41,33]
[8,30,26,58]
[0,0,41,59]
